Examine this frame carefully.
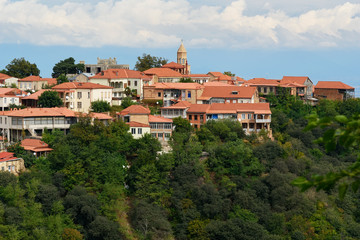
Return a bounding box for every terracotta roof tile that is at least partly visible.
[198,86,256,100]
[119,105,151,116]
[52,82,112,89]
[246,78,281,86]
[149,115,173,123]
[147,82,203,90]
[161,100,192,109]
[126,121,150,128]
[188,103,271,114]
[3,107,76,117]
[208,72,232,81]
[0,152,18,162]
[281,76,310,85]
[315,81,354,90]
[90,69,145,79]
[0,73,12,80]
[143,68,183,77]
[19,75,42,82]
[203,82,232,86]
[161,62,184,69]
[21,139,53,152]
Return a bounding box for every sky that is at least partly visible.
[0,0,359,96]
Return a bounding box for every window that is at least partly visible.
[200,115,204,122]
[158,92,161,97]
[151,133,157,138]
[12,166,15,172]
[241,114,245,119]
[158,133,163,138]
[5,118,6,124]
[138,128,142,134]
[77,102,82,109]
[194,115,198,120]
[194,124,198,129]
[77,92,82,99]
[128,81,131,86]
[165,133,171,138]
[134,81,138,87]
[1,166,4,171]
[248,114,252,119]
[4,98,6,104]
[131,128,136,134]
[0,117,2,124]
[8,166,11,172]
[88,92,90,99]
[187,91,191,98]
[189,115,192,120]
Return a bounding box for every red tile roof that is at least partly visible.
[21,89,50,100]
[3,107,76,117]
[52,82,112,89]
[88,112,113,120]
[246,78,281,86]
[126,121,150,128]
[0,152,18,162]
[0,88,19,97]
[315,81,354,90]
[148,82,203,90]
[149,115,173,123]
[187,103,271,114]
[43,78,57,86]
[0,73,12,80]
[161,100,192,109]
[183,74,210,78]
[198,86,256,100]
[208,72,232,81]
[19,75,42,82]
[203,82,232,86]
[143,68,183,77]
[21,139,53,152]
[281,76,310,85]
[161,62,184,69]
[90,69,145,79]
[119,105,151,116]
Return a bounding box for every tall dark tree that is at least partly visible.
[134,53,168,72]
[38,90,63,108]
[52,57,84,78]
[2,58,40,78]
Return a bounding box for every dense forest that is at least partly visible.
[2,93,360,240]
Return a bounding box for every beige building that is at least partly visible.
[177,42,191,74]
[52,82,113,113]
[18,76,57,91]
[0,152,25,176]
[0,88,22,110]
[0,73,18,87]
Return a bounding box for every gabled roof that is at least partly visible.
[90,69,144,79]
[161,100,192,109]
[315,81,354,90]
[88,112,113,120]
[126,121,150,128]
[52,82,112,89]
[0,73,12,80]
[143,68,183,78]
[203,82,232,86]
[0,88,20,97]
[119,105,151,116]
[198,86,256,100]
[146,82,203,90]
[161,62,184,69]
[21,89,50,100]
[42,78,57,86]
[19,75,42,82]
[183,74,210,78]
[149,115,173,123]
[246,78,281,86]
[208,72,232,81]
[21,139,53,152]
[281,76,310,85]
[3,107,76,117]
[187,103,271,114]
[0,152,18,162]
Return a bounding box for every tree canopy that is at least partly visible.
[38,91,63,108]
[52,57,84,78]
[91,100,111,113]
[134,53,168,72]
[1,58,40,78]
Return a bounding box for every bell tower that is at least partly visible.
[177,40,190,74]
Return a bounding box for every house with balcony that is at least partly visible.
[89,69,146,104]
[246,78,280,95]
[0,107,78,143]
[314,81,355,101]
[18,76,57,91]
[20,138,53,157]
[161,101,191,119]
[52,82,113,113]
[143,82,204,107]
[182,74,211,84]
[186,103,272,137]
[118,105,173,141]
[279,76,314,99]
[197,85,259,104]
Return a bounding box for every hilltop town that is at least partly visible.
[0,43,359,240]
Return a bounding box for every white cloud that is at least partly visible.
[0,0,360,49]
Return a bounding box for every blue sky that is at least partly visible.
[1,0,359,96]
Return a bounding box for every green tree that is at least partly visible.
[223,71,235,77]
[56,74,69,85]
[38,91,63,108]
[52,57,84,78]
[91,100,111,113]
[121,97,136,109]
[2,58,40,78]
[134,53,168,72]
[179,77,194,83]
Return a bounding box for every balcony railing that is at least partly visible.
[255,119,271,123]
